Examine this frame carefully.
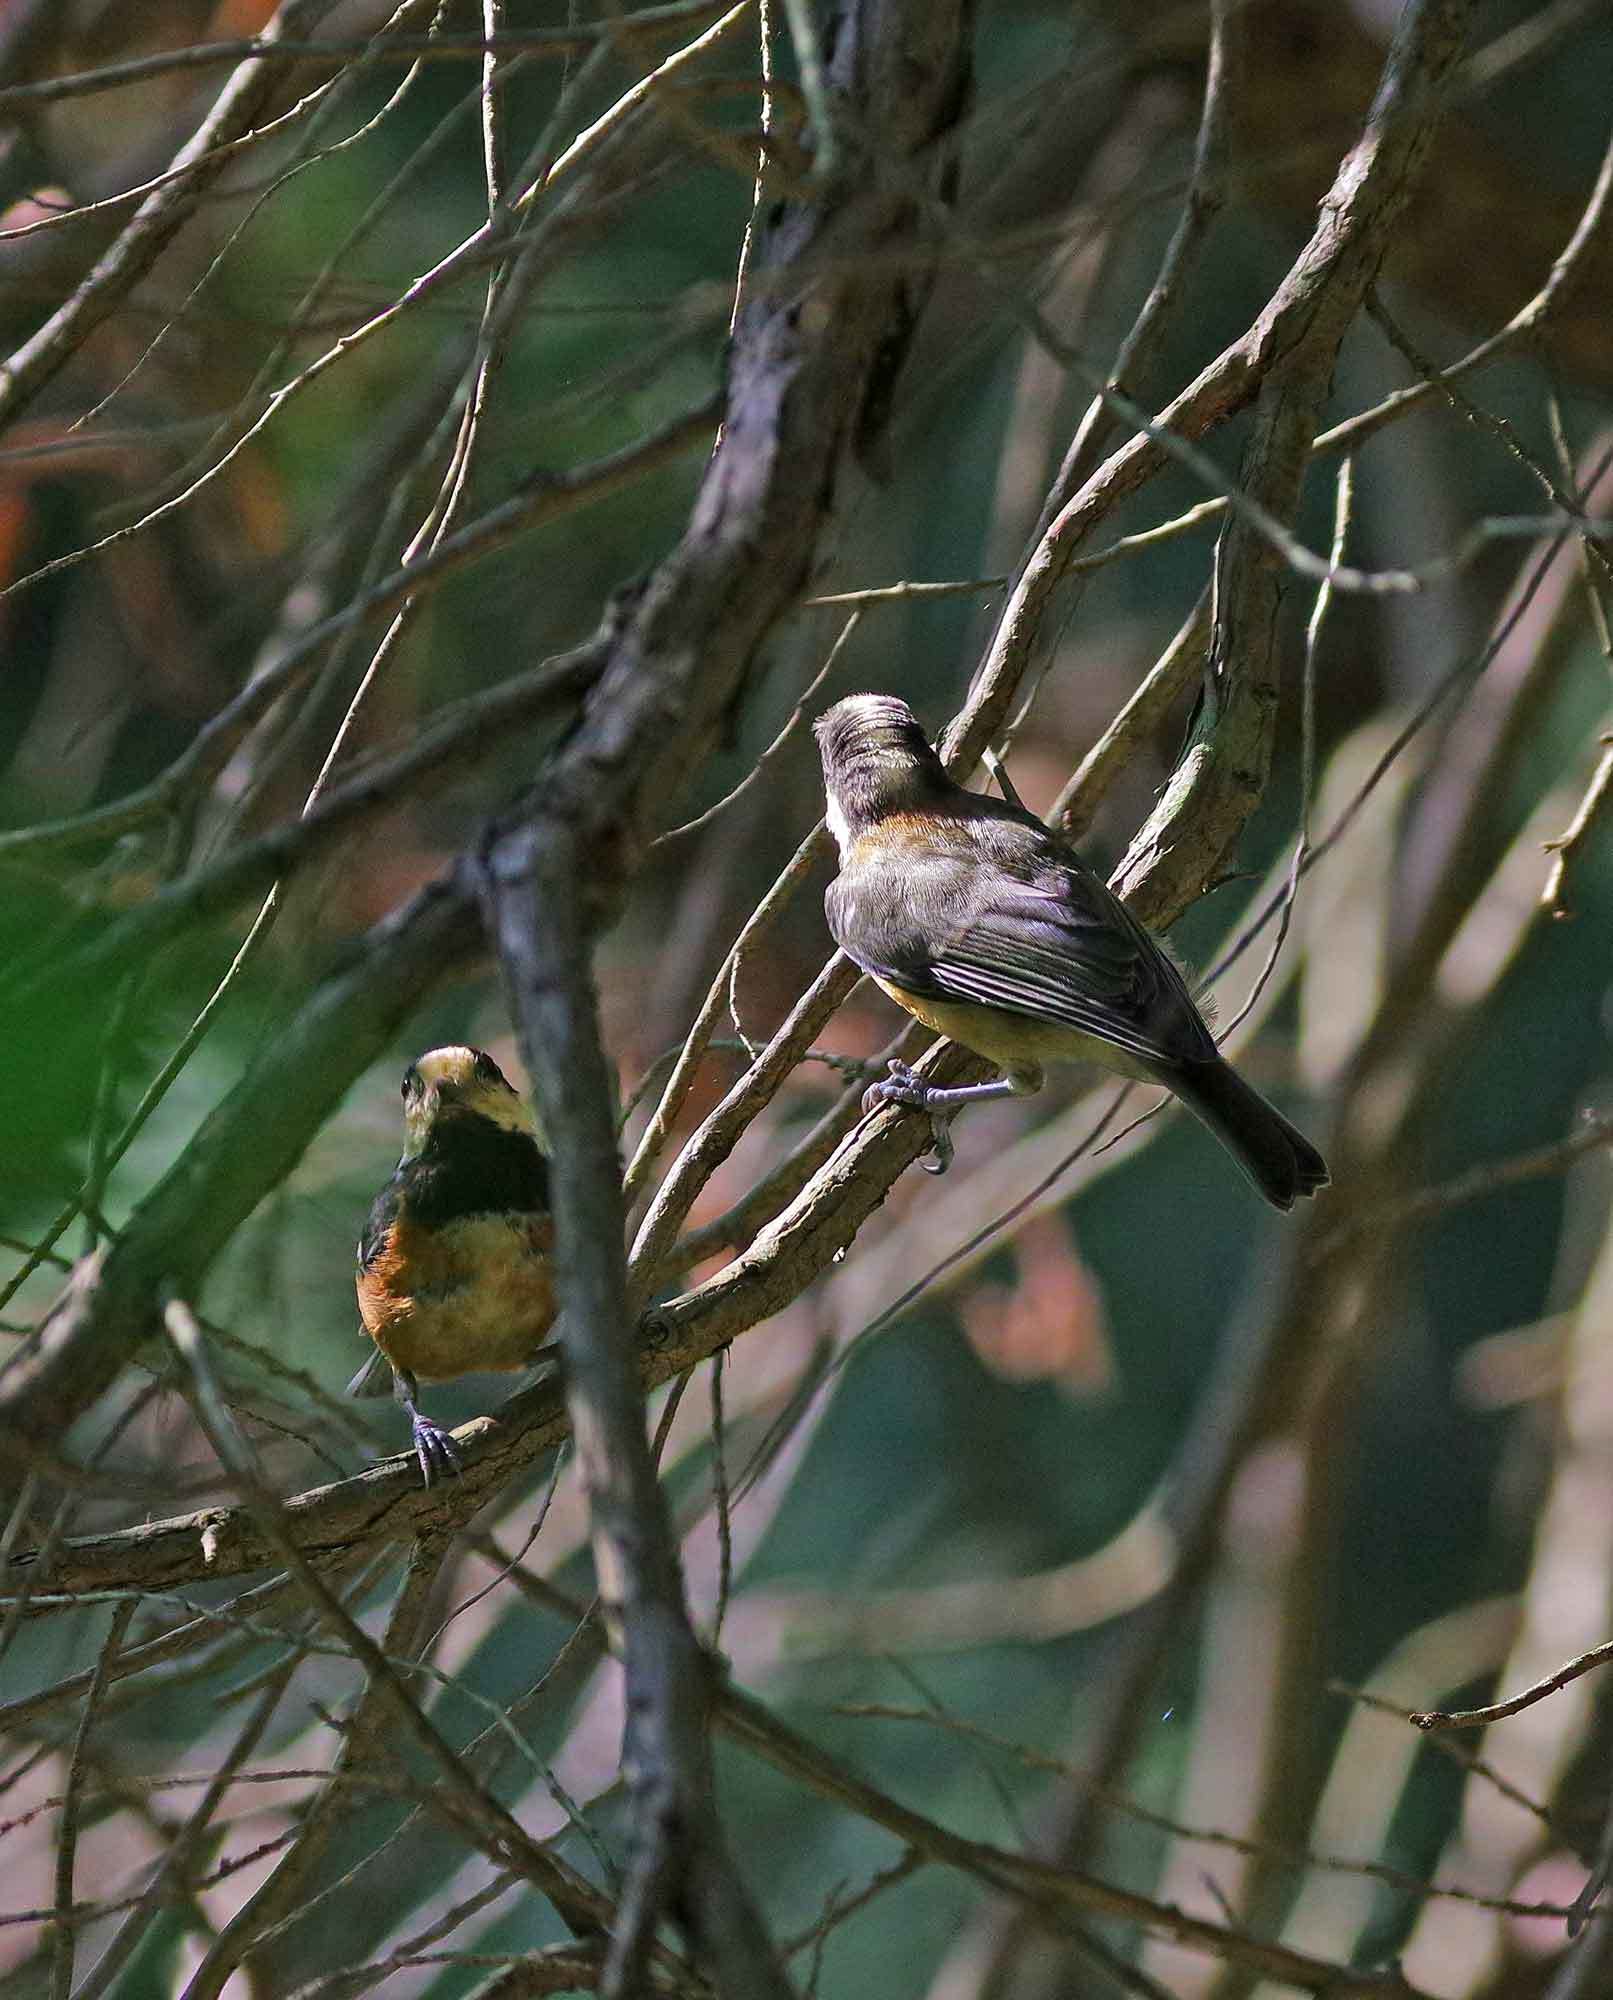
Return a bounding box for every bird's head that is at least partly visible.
[399,1046,541,1158]
[814,693,950,854]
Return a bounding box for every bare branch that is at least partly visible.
[0,4,737,112]
[1542,735,1613,919]
[476,0,973,1985]
[1411,1639,1613,1733]
[714,1685,1435,1999]
[1111,0,1475,920]
[0,0,345,436]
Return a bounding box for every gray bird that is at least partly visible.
[815,693,1328,1208]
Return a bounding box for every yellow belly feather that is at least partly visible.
[874,977,1155,1085]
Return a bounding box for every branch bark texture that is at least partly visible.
[478,1,975,1988]
[1109,0,1473,913]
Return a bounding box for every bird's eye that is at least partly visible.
[401,1067,420,1101]
[473,1050,503,1085]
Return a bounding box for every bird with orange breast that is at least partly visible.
[353,1045,554,1482]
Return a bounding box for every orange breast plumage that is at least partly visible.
[358,1209,555,1381]
[356,1070,555,1386]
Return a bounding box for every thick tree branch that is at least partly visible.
[471,0,974,1988]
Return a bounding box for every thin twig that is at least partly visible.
[0,5,736,111]
[1411,1638,1613,1732]
[1336,1685,1564,1835]
[1319,1112,1613,1256]
[708,1352,734,1647]
[621,825,837,1214]
[50,1601,135,2000]
[1541,736,1613,919]
[651,611,860,849]
[0,0,345,433]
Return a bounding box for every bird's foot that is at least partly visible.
[862,1060,955,1174]
[410,1410,462,1486]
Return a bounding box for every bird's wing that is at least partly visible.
[912,870,1214,1069]
[357,1174,403,1274]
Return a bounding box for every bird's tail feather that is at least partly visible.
[1167,1057,1329,1212]
[348,1348,394,1398]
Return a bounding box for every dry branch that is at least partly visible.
[475,0,974,1986]
[0,0,344,434]
[713,1686,1434,1999]
[1109,0,1473,915]
[1084,0,1613,391]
